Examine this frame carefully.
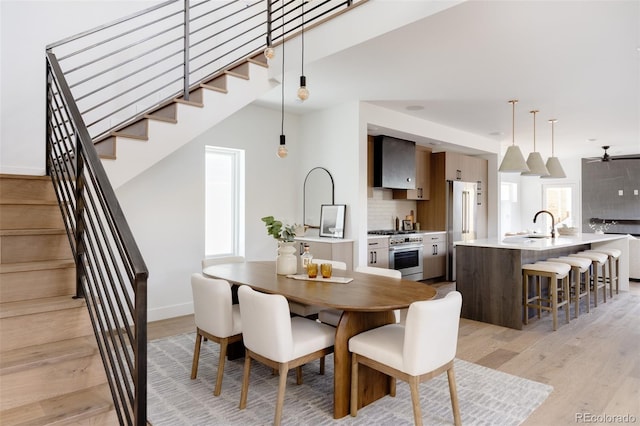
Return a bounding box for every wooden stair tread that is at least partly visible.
[111,119,149,141]
[0,295,85,319]
[0,335,98,376]
[0,174,49,181]
[144,103,178,123]
[0,259,75,274]
[0,198,59,206]
[0,383,113,426]
[175,88,204,107]
[248,53,268,67]
[94,136,117,159]
[225,62,250,80]
[0,228,66,236]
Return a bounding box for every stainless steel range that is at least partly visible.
[368,230,424,281]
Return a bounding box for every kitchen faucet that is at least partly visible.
[533,210,555,238]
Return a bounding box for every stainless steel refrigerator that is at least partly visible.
[446,180,477,281]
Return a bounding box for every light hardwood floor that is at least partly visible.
[148,281,640,425]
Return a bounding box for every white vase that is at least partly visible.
[276,242,297,275]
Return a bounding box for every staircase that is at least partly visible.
[97,54,272,189]
[0,174,116,425]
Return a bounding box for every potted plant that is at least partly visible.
[262,216,299,275]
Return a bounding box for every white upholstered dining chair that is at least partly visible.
[349,291,463,426]
[190,273,242,396]
[237,285,336,426]
[319,265,402,326]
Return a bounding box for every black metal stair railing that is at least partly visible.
[44,1,365,424]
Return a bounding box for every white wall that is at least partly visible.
[116,104,301,321]
[0,0,162,175]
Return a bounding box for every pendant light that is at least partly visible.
[521,110,550,176]
[296,2,309,101]
[264,1,275,59]
[276,13,287,158]
[499,100,530,173]
[541,119,566,178]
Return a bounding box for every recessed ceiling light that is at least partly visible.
[489,131,504,136]
[587,138,598,142]
[406,105,424,111]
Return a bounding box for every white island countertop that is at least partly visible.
[454,233,627,251]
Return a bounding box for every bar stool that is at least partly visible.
[569,251,608,307]
[522,262,571,331]
[585,248,621,298]
[545,257,591,318]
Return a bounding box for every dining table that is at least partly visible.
[203,261,437,419]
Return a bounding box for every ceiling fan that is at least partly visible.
[586,146,640,163]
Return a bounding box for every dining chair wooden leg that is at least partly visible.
[239,352,251,409]
[275,363,289,426]
[214,338,228,396]
[409,376,423,426]
[447,366,462,426]
[296,366,303,385]
[319,356,325,375]
[350,354,359,417]
[390,377,396,397]
[190,332,203,379]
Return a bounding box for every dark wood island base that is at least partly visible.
[455,244,589,329]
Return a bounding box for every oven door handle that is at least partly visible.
[389,245,424,252]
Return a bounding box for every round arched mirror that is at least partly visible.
[303,167,334,228]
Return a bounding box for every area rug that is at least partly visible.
[147,333,552,425]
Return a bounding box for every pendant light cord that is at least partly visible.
[301,2,305,76]
[280,10,285,135]
[531,110,538,151]
[549,119,557,156]
[510,99,517,146]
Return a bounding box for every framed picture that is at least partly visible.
[319,204,346,238]
[402,219,413,231]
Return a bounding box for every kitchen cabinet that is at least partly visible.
[294,237,353,270]
[443,151,485,182]
[366,236,389,268]
[393,145,431,200]
[417,152,488,237]
[373,135,416,189]
[422,232,446,279]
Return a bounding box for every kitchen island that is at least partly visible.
[455,233,629,329]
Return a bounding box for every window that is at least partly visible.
[542,183,578,228]
[205,146,245,257]
[500,181,519,235]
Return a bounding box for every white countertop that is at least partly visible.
[454,233,627,251]
[295,236,354,243]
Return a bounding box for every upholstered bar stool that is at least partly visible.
[522,262,571,330]
[544,257,591,318]
[585,248,622,298]
[569,251,608,307]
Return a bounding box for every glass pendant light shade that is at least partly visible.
[541,119,566,178]
[521,110,550,176]
[499,99,530,173]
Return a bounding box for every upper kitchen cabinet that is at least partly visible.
[373,135,416,189]
[393,145,431,200]
[443,151,485,182]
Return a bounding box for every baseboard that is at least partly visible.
[147,301,194,322]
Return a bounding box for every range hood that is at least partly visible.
[373,135,416,189]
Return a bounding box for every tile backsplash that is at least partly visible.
[367,188,417,230]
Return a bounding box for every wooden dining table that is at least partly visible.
[203,261,437,419]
